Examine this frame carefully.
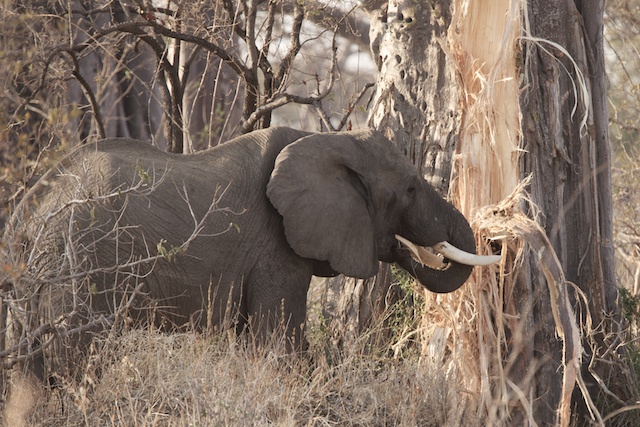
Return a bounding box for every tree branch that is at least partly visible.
[63,48,106,139]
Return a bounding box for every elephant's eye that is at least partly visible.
[407,186,416,196]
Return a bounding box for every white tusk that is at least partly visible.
[395,235,501,268]
[433,241,501,266]
[395,235,447,270]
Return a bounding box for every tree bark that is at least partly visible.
[366,1,462,191]
[522,0,617,329]
[521,0,624,421]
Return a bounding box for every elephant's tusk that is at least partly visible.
[395,235,447,270]
[433,241,502,266]
[395,235,501,268]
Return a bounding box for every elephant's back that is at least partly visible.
[13,139,167,212]
[5,139,171,273]
[188,126,311,177]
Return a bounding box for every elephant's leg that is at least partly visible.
[246,257,313,351]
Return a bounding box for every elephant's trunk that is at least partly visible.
[394,214,499,293]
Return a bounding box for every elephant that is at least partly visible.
[2,126,499,378]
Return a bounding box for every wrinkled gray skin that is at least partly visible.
[5,127,476,372]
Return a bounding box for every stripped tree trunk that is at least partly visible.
[329,0,625,424]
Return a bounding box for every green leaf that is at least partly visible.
[157,239,168,257]
[136,162,151,183]
[89,207,97,226]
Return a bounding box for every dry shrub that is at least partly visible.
[4,320,478,427]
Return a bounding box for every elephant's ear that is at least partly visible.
[267,132,378,278]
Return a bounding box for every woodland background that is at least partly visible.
[1,0,640,425]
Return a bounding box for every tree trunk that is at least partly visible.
[522,0,617,328]
[325,0,463,347]
[521,0,625,422]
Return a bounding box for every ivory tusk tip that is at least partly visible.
[433,241,502,266]
[395,235,501,267]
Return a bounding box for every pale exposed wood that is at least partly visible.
[449,0,521,214]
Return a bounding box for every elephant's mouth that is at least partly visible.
[394,234,501,270]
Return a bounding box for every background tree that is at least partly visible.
[608,1,640,295]
[0,0,372,219]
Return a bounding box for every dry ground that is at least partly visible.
[2,325,477,427]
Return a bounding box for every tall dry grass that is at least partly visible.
[3,317,479,427]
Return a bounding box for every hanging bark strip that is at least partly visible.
[475,185,592,426]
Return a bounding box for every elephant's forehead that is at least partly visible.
[372,149,419,178]
[352,133,417,169]
[368,166,418,192]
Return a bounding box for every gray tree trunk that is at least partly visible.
[521,0,625,422]
[325,0,462,347]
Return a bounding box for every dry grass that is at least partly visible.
[3,323,479,427]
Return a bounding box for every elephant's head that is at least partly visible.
[266,130,499,293]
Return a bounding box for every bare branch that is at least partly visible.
[223,0,247,40]
[335,82,375,131]
[281,0,371,48]
[275,2,304,92]
[314,102,337,132]
[64,49,106,139]
[241,27,341,132]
